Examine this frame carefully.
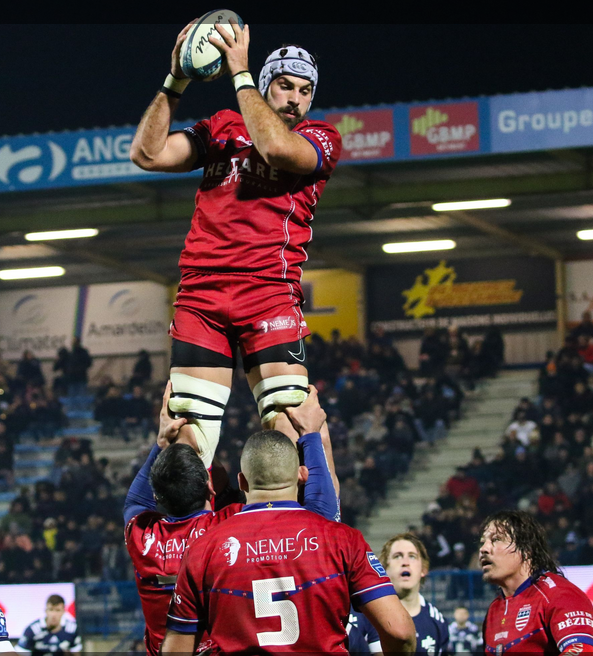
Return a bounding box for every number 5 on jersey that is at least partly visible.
[253,577,300,646]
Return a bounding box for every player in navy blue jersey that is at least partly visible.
[15,595,81,656]
[447,605,482,653]
[347,606,382,654]
[380,532,449,656]
[0,611,15,653]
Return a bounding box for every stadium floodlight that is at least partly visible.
[432,199,512,212]
[25,228,99,241]
[577,229,593,240]
[382,239,456,254]
[0,266,66,280]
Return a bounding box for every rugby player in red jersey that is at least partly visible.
[480,510,593,655]
[130,18,342,470]
[125,382,339,656]
[161,432,416,654]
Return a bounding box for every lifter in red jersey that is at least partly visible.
[125,383,339,656]
[480,509,593,655]
[161,431,416,655]
[130,17,342,470]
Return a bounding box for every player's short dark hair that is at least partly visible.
[150,444,210,516]
[241,429,299,489]
[480,510,561,576]
[46,595,65,607]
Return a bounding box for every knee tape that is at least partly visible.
[252,375,309,425]
[169,373,231,469]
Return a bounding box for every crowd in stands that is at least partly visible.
[5,317,593,589]
[0,344,161,584]
[410,312,593,596]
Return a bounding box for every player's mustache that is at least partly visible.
[280,106,301,117]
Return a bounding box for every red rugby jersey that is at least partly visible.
[483,572,593,654]
[179,110,342,283]
[125,504,242,655]
[167,501,396,653]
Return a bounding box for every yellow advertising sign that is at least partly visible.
[402,260,524,319]
[301,269,363,340]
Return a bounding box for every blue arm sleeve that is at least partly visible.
[123,444,161,525]
[301,432,341,522]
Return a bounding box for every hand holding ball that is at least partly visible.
[180,9,244,82]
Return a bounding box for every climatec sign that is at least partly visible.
[2,86,593,192]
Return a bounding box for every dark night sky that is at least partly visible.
[2,21,592,137]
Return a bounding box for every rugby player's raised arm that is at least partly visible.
[123,382,187,525]
[280,386,340,520]
[210,21,319,175]
[234,83,319,174]
[130,22,199,173]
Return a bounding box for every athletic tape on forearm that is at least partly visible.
[233,70,256,93]
[161,73,191,98]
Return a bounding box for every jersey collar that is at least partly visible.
[499,570,547,598]
[164,509,212,522]
[240,500,302,512]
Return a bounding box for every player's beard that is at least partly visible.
[276,106,303,129]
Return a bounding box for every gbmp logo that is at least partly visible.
[410,102,480,155]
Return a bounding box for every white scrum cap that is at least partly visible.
[258,45,318,105]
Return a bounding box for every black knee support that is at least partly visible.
[242,339,307,373]
[171,338,235,369]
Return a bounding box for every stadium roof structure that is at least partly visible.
[1,86,593,290]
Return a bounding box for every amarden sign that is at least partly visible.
[367,256,557,335]
[0,281,169,359]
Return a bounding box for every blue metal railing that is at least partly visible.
[75,581,144,638]
[423,570,497,625]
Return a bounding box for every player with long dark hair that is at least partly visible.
[480,510,593,655]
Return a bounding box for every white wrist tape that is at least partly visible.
[233,71,256,92]
[163,74,191,96]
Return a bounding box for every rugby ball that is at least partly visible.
[180,9,244,82]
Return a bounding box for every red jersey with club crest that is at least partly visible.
[483,572,593,655]
[179,110,342,283]
[167,501,396,653]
